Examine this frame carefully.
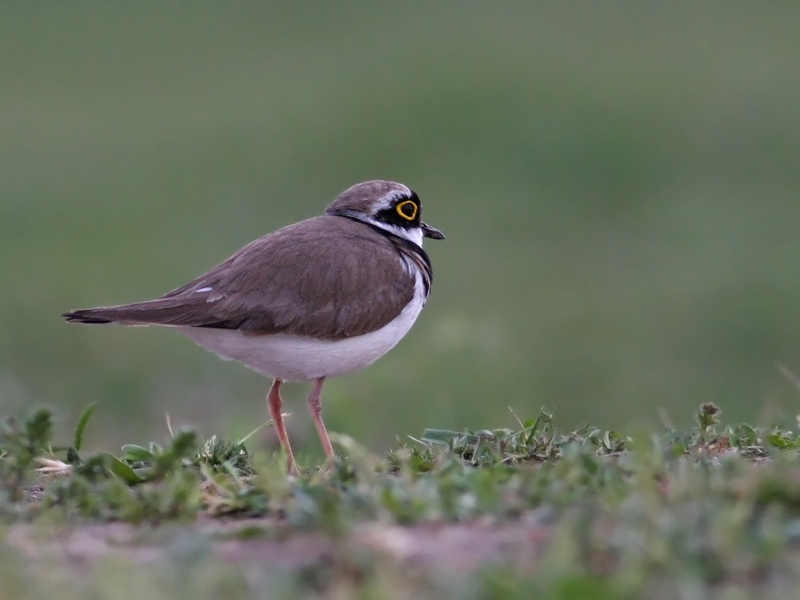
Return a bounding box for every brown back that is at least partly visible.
[64,216,417,340]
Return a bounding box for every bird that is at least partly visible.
[62,180,444,473]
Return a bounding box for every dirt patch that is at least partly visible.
[5,515,553,575]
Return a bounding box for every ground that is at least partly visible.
[3,403,800,599]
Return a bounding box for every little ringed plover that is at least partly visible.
[63,180,444,472]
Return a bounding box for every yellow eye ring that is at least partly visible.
[396,200,418,221]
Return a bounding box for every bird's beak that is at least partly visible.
[421,221,445,240]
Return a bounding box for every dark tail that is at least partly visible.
[62,296,212,327]
[62,309,116,324]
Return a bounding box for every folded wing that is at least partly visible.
[62,216,415,340]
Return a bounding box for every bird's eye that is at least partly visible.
[396,200,418,221]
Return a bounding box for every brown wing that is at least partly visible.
[63,216,416,340]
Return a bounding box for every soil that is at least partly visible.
[6,516,553,575]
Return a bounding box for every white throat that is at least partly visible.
[327,209,425,248]
[364,219,424,247]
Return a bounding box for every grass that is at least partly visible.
[4,402,800,598]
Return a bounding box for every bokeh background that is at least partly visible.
[3,3,800,457]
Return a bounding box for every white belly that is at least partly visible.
[177,275,426,382]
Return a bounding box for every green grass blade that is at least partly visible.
[73,403,97,452]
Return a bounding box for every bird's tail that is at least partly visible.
[62,297,205,326]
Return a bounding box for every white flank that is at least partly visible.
[177,271,427,382]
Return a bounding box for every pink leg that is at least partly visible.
[306,377,334,462]
[267,379,297,474]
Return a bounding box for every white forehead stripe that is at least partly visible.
[376,186,413,211]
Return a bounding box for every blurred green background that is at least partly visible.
[2,3,800,456]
